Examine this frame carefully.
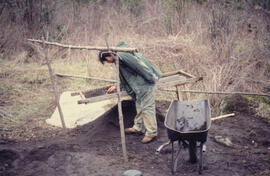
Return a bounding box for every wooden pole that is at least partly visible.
[212,113,235,121]
[42,35,67,131]
[28,39,137,52]
[55,72,117,83]
[176,85,184,101]
[180,90,270,97]
[115,54,128,162]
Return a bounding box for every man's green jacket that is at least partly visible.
[117,41,162,100]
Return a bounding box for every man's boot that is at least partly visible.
[141,136,156,144]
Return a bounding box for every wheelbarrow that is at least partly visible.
[163,99,211,174]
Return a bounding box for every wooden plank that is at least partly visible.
[156,77,203,88]
[162,69,196,78]
[78,91,128,104]
[158,74,185,83]
[28,39,137,52]
[178,70,196,78]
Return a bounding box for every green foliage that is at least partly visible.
[249,129,256,136]
[54,23,65,40]
[219,94,250,113]
[243,95,270,105]
[222,0,270,10]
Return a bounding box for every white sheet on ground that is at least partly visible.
[46,91,117,128]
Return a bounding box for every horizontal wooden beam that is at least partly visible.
[78,77,203,104]
[27,39,138,52]
[55,73,117,83]
[180,90,270,97]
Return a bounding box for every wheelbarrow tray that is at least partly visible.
[164,99,211,174]
[165,99,211,137]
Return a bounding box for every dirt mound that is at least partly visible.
[0,100,269,176]
[220,94,251,113]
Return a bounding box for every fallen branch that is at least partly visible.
[27,39,137,52]
[55,73,117,83]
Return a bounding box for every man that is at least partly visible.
[98,41,162,143]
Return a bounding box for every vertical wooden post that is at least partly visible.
[115,54,128,162]
[42,35,67,131]
[176,85,184,101]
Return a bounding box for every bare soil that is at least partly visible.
[0,100,269,176]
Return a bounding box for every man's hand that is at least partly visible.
[107,86,116,94]
[154,76,159,84]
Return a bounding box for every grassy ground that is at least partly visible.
[0,59,110,141]
[0,57,187,140]
[1,58,269,142]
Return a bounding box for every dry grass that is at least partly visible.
[0,58,106,140]
[0,1,269,110]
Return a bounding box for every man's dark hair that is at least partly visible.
[98,51,115,64]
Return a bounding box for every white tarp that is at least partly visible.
[46,91,117,128]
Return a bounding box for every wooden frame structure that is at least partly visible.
[29,37,268,163]
[28,38,138,161]
[28,37,204,162]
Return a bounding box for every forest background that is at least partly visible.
[0,0,270,132]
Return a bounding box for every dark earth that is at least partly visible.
[0,100,270,176]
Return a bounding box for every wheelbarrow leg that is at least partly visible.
[171,141,174,174]
[199,142,204,174]
[172,140,182,174]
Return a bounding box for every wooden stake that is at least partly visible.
[115,54,128,162]
[176,85,184,101]
[42,35,67,131]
